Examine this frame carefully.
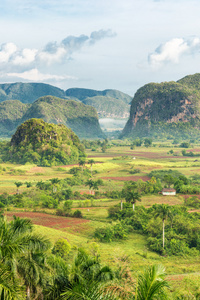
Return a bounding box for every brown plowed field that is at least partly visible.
[101,176,150,181]
[6,212,90,230]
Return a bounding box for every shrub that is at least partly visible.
[94,222,128,242]
[73,210,83,218]
[52,238,71,260]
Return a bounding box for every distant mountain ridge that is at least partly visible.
[0,96,104,139]
[0,82,131,118]
[121,73,200,139]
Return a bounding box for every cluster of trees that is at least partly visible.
[149,169,200,194]
[105,203,200,257]
[0,215,171,300]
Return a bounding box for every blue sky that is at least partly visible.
[0,0,200,96]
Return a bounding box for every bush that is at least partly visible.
[73,210,83,218]
[185,196,200,208]
[94,222,128,242]
[52,238,71,260]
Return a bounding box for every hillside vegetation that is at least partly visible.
[0,82,131,118]
[0,96,104,139]
[121,73,200,139]
[4,118,85,166]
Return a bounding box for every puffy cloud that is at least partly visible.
[12,48,38,65]
[6,68,77,82]
[0,43,17,63]
[148,37,200,67]
[38,47,66,65]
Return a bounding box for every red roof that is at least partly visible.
[162,188,176,192]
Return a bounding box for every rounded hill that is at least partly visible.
[7,118,85,166]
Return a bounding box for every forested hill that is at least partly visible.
[5,118,85,166]
[0,96,105,139]
[120,73,200,139]
[0,82,131,118]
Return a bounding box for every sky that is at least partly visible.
[0,0,200,96]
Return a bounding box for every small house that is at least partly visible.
[162,188,176,196]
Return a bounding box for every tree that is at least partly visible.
[14,181,23,194]
[79,159,86,172]
[154,204,171,249]
[144,138,152,148]
[25,181,32,188]
[125,190,141,211]
[163,175,175,188]
[49,178,60,193]
[0,216,50,299]
[88,159,95,177]
[135,264,169,300]
[122,182,141,211]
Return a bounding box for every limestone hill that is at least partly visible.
[121,73,200,139]
[6,119,85,166]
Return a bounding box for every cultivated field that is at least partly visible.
[2,142,200,296]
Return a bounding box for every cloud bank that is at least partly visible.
[148,37,200,67]
[0,29,116,82]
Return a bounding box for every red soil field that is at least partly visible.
[6,212,90,230]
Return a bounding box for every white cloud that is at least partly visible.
[0,43,17,63]
[149,37,200,68]
[6,68,77,82]
[0,29,116,68]
[38,47,66,65]
[12,48,38,65]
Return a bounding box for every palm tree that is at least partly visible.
[0,261,22,299]
[79,159,86,172]
[17,248,50,299]
[154,204,171,249]
[125,190,141,211]
[14,181,23,194]
[0,215,51,299]
[135,264,169,300]
[61,281,117,300]
[88,159,95,177]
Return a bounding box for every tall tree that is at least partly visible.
[154,204,171,249]
[122,182,141,211]
[79,159,86,172]
[88,159,95,177]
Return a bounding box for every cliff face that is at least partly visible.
[121,75,200,139]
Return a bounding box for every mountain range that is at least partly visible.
[0,83,131,118]
[0,96,104,139]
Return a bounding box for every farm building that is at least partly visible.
[162,188,176,196]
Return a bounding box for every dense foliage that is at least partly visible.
[107,204,200,256]
[3,119,86,166]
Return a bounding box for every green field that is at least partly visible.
[2,143,200,297]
